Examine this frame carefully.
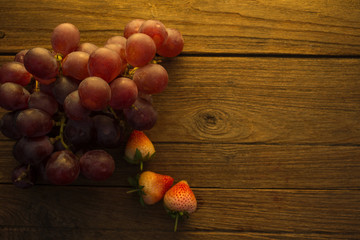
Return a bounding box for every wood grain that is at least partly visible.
[148,57,360,144]
[0,0,359,55]
[0,186,359,233]
[1,141,360,189]
[1,228,359,240]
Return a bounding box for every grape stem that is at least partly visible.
[122,65,138,79]
[59,115,70,150]
[34,80,40,92]
[14,164,31,183]
[55,53,63,75]
[108,106,119,121]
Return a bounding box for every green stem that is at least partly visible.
[126,189,141,194]
[174,213,179,232]
[140,160,143,172]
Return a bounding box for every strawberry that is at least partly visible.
[163,180,197,232]
[124,130,155,171]
[127,171,174,206]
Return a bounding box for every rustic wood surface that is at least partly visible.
[1,0,360,239]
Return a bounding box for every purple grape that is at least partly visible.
[123,97,157,130]
[13,136,54,165]
[64,90,91,121]
[92,114,122,148]
[79,150,115,181]
[0,82,30,111]
[16,108,54,137]
[0,111,22,139]
[52,75,79,105]
[28,91,59,116]
[23,47,59,79]
[64,118,93,149]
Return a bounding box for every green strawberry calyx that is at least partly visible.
[164,205,190,232]
[126,174,146,207]
[124,148,156,171]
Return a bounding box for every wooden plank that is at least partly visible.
[0,0,359,55]
[1,56,360,145]
[0,186,359,233]
[1,141,360,189]
[1,228,359,240]
[152,57,360,144]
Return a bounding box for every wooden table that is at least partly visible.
[1,0,360,239]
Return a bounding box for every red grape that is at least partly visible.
[34,76,57,85]
[109,77,138,109]
[78,76,111,111]
[157,28,184,57]
[62,51,90,81]
[133,63,168,94]
[87,47,122,83]
[104,43,127,73]
[46,150,80,185]
[0,62,32,86]
[76,42,98,55]
[125,33,156,67]
[106,35,127,46]
[138,19,168,50]
[51,23,80,56]
[14,49,29,63]
[124,19,145,39]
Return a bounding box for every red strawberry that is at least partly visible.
[127,171,174,205]
[163,180,197,232]
[124,130,155,170]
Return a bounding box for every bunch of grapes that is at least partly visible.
[0,19,184,188]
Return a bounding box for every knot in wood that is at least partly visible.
[194,108,229,137]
